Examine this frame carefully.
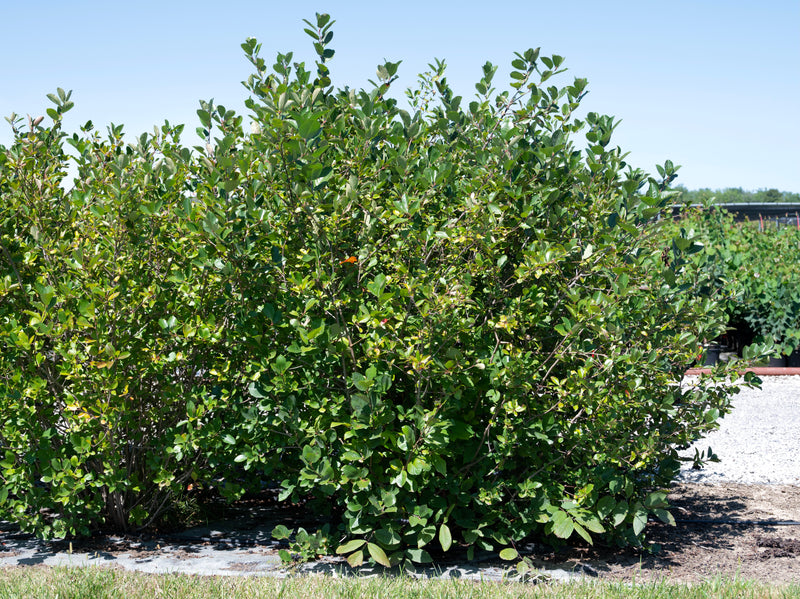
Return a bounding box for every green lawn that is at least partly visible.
[0,567,798,599]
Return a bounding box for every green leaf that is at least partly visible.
[406,548,432,564]
[312,166,334,189]
[302,445,321,465]
[578,514,605,534]
[572,521,592,545]
[271,524,291,540]
[353,373,372,392]
[375,528,401,547]
[367,542,391,567]
[407,457,428,476]
[158,315,177,330]
[417,525,436,547]
[247,382,266,398]
[644,491,669,509]
[653,508,675,526]
[271,355,291,375]
[632,504,648,536]
[400,425,415,450]
[597,496,616,520]
[366,274,387,298]
[438,523,452,552]
[77,300,94,318]
[306,322,326,340]
[673,236,691,251]
[69,434,91,454]
[336,538,366,554]
[297,115,321,140]
[704,407,720,423]
[611,500,629,527]
[551,511,574,539]
[384,60,401,77]
[398,109,411,129]
[271,245,283,267]
[196,109,211,128]
[35,283,55,308]
[408,514,426,527]
[499,547,518,561]
[278,484,295,502]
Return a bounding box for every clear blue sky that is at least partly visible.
[2,1,798,192]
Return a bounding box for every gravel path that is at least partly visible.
[679,375,800,485]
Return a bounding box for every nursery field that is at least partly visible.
[668,204,800,363]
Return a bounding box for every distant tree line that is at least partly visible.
[675,186,800,204]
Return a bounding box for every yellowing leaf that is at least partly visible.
[367,542,391,567]
[499,547,518,560]
[346,549,364,568]
[336,539,366,554]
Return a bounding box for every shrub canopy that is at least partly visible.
[0,14,752,563]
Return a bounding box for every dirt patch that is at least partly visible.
[536,482,800,584]
[754,535,800,559]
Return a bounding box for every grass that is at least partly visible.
[0,567,799,599]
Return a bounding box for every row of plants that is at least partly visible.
[666,203,800,363]
[0,14,755,568]
[674,185,800,205]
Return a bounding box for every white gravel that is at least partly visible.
[678,376,800,485]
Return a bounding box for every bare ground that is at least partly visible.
[536,482,800,584]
